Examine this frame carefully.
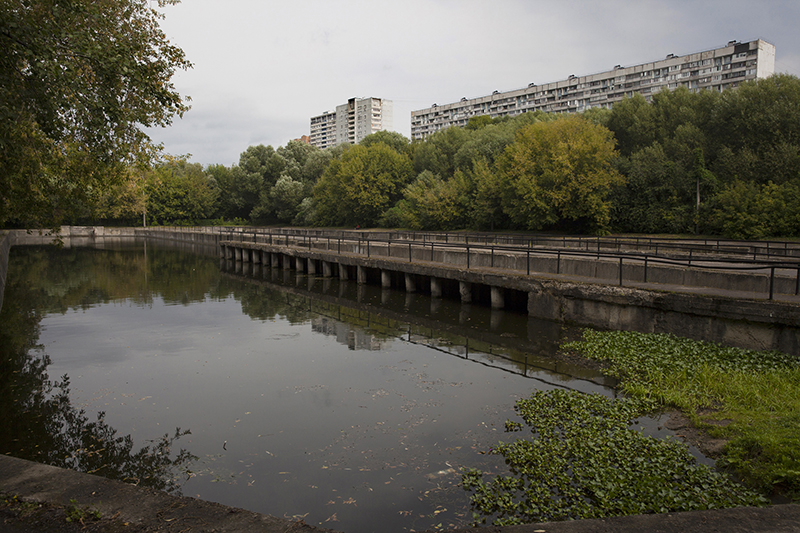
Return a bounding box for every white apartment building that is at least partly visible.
[309,97,393,149]
[410,39,776,140]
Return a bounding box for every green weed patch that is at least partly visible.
[565,331,800,498]
[462,389,765,526]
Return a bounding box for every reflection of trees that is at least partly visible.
[0,246,198,493]
[214,276,318,324]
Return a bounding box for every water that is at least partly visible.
[0,241,679,532]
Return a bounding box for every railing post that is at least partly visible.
[619,257,623,286]
[527,250,530,275]
[491,247,494,267]
[557,250,561,274]
[338,238,341,254]
[770,266,775,300]
[409,242,412,262]
[796,267,799,296]
[644,256,648,283]
[466,246,470,269]
[367,240,370,257]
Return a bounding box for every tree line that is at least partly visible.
[3,1,798,239]
[78,74,799,239]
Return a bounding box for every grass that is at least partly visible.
[565,330,800,499]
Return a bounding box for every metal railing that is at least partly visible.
[210,227,800,301]
[137,226,800,300]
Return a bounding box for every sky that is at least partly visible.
[145,0,800,167]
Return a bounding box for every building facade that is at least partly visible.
[309,97,393,149]
[410,39,775,140]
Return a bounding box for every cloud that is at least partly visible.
[146,0,800,166]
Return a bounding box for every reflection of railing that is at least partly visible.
[222,265,613,391]
[305,298,610,391]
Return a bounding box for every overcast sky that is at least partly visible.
[145,0,800,167]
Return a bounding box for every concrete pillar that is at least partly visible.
[381,270,391,288]
[243,249,250,263]
[405,292,414,309]
[253,250,262,264]
[459,281,472,303]
[322,261,332,278]
[430,277,442,298]
[283,255,291,270]
[220,245,226,258]
[381,289,390,305]
[357,284,365,302]
[405,273,416,293]
[235,248,242,261]
[339,264,348,280]
[307,259,316,275]
[271,253,280,268]
[296,258,305,273]
[357,266,367,284]
[252,264,261,277]
[490,309,502,331]
[322,278,332,292]
[262,252,271,267]
[430,298,441,315]
[490,286,505,309]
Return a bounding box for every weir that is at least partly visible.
[220,238,800,356]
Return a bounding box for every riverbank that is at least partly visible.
[3,454,800,533]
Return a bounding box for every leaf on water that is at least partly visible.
[324,513,338,522]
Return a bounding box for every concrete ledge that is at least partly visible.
[0,455,336,532]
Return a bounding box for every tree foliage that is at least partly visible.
[0,0,191,228]
[145,156,218,224]
[498,116,623,233]
[313,143,413,226]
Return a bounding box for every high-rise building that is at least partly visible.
[410,39,775,141]
[309,97,393,149]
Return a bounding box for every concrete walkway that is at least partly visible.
[2,455,799,533]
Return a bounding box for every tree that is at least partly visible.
[0,0,191,228]
[145,156,218,224]
[359,130,411,155]
[313,144,413,227]
[499,116,623,233]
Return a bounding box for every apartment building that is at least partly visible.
[309,97,393,149]
[410,39,775,140]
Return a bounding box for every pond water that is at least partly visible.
[0,240,691,532]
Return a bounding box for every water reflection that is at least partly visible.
[221,260,615,391]
[3,242,619,533]
[0,244,196,493]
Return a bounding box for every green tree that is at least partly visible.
[392,170,473,230]
[146,156,218,224]
[499,116,623,233]
[0,0,191,229]
[313,143,414,227]
[360,130,411,155]
[412,126,470,178]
